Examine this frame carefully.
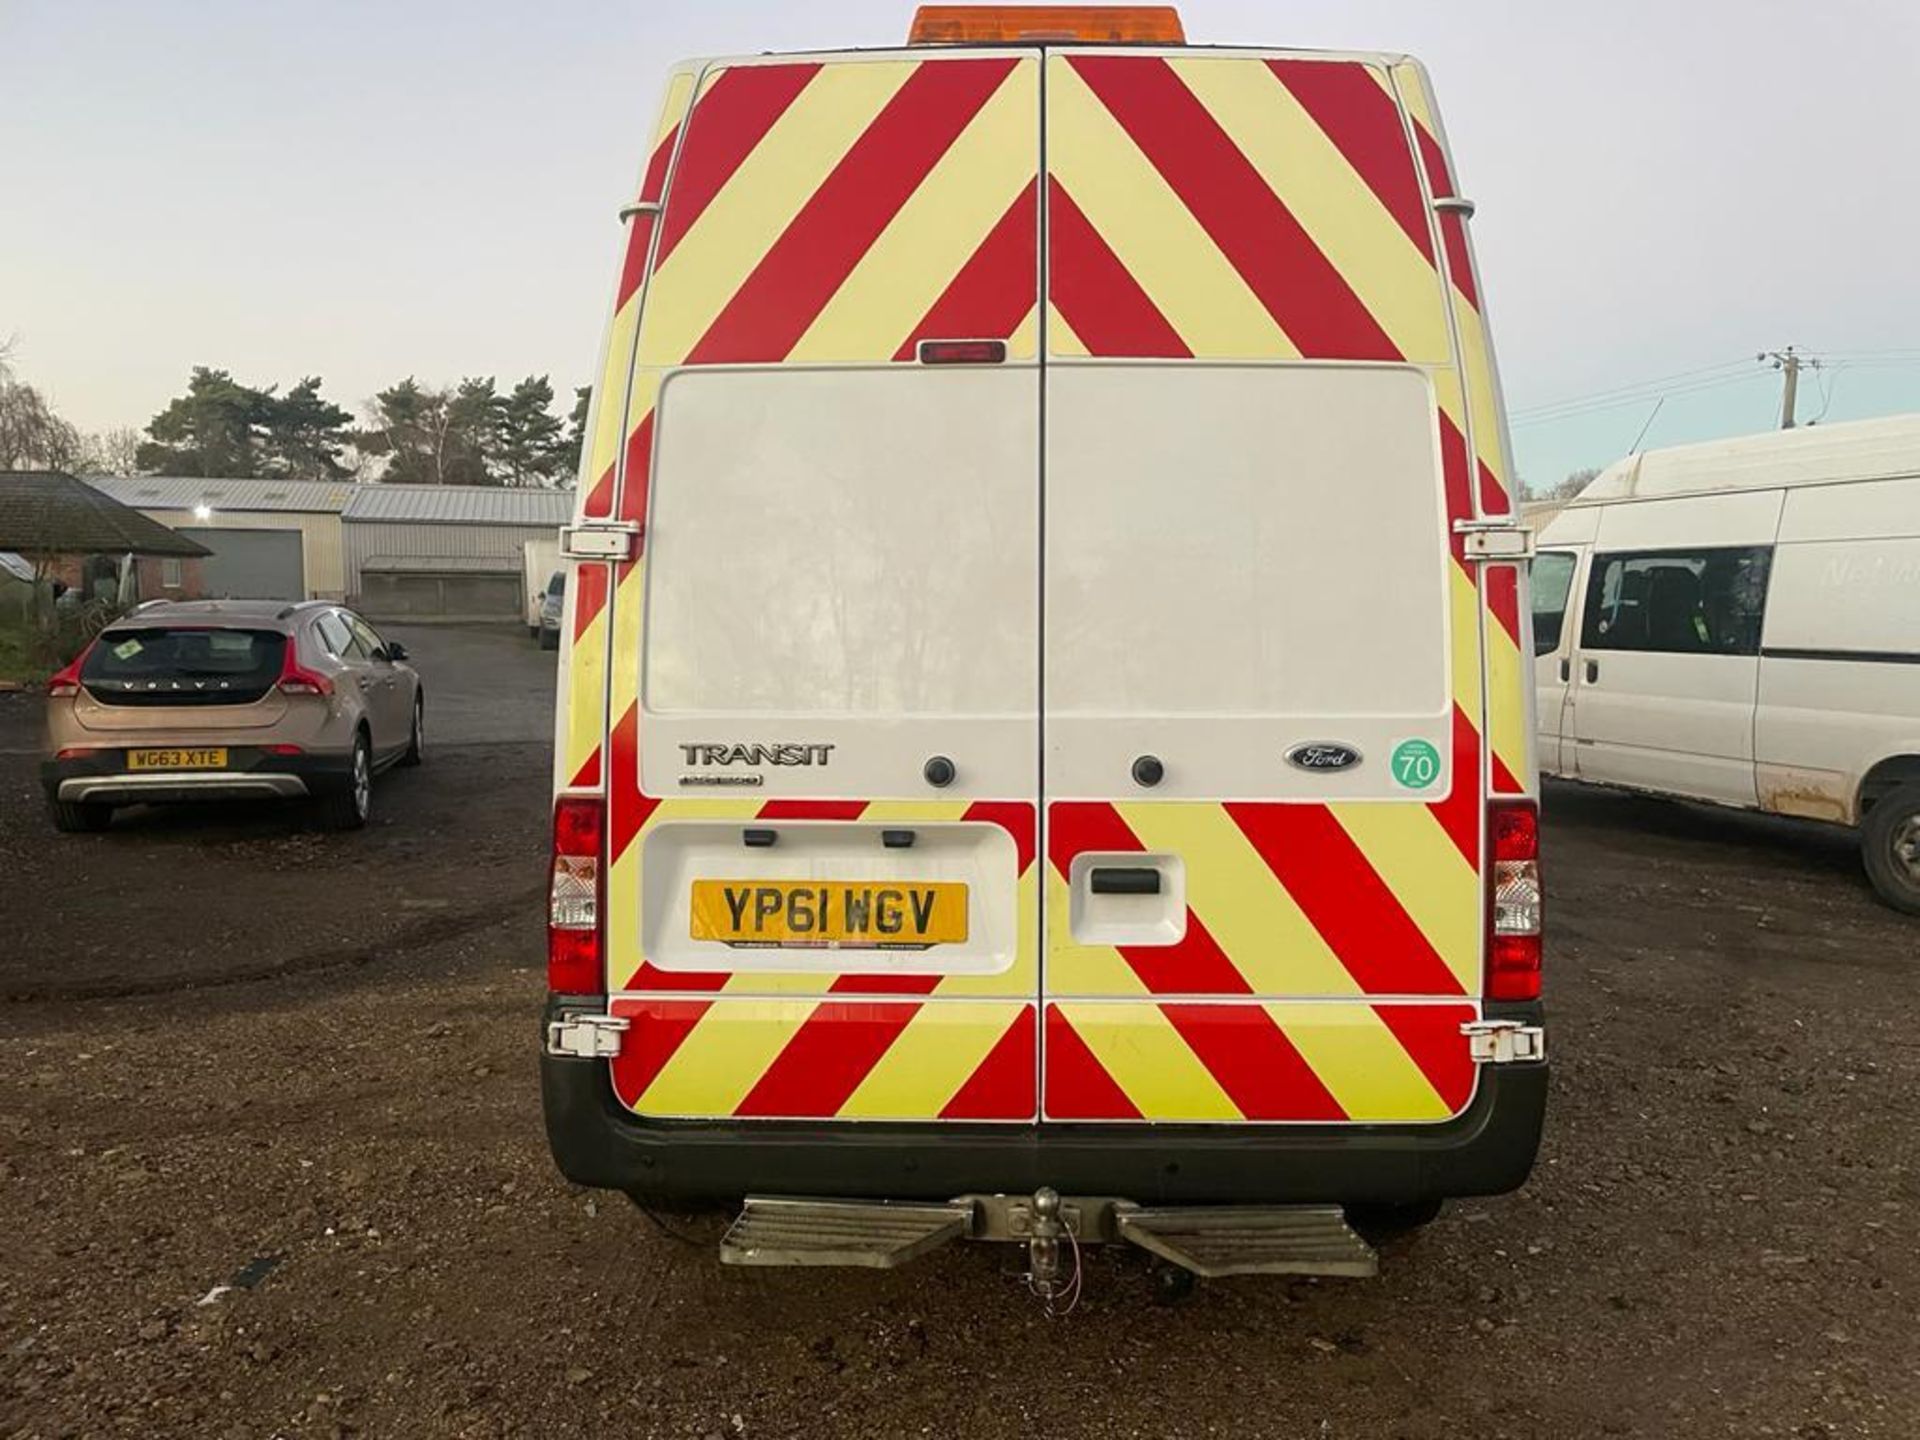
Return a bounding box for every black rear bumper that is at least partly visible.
[541,996,1548,1206]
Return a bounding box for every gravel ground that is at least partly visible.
[3,627,1917,1439]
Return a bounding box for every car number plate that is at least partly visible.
[689,880,968,949]
[127,748,228,770]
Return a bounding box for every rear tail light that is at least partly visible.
[548,796,605,993]
[1488,799,1542,1000]
[261,743,305,756]
[276,642,333,697]
[55,747,96,761]
[909,5,1185,43]
[46,643,93,698]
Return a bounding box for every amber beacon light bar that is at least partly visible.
[908,5,1186,44]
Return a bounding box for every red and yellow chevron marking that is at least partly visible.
[610,997,1036,1121]
[561,66,698,792]
[1389,59,1531,793]
[1044,1001,1477,1122]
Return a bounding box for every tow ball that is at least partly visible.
[1022,1187,1082,1314]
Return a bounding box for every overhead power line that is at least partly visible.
[1507,357,1754,420]
[1510,369,1769,428]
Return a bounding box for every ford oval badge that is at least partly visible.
[1286,742,1362,773]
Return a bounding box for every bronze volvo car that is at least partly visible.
[41,599,423,833]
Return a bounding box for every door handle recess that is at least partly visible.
[1585,659,1600,683]
[1559,658,1570,683]
[1089,866,1162,896]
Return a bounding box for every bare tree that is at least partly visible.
[76,427,144,475]
[1526,466,1599,502]
[0,374,83,471]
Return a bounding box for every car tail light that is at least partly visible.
[549,796,605,993]
[55,747,96,761]
[909,5,1184,43]
[276,641,333,697]
[1488,799,1542,1001]
[46,643,93,698]
[261,743,305,756]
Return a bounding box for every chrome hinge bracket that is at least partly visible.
[1433,194,1477,218]
[545,1013,629,1059]
[1453,518,1536,562]
[561,522,641,562]
[1463,1019,1546,1065]
[617,198,661,224]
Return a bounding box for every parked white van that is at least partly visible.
[521,535,560,640]
[1533,414,1920,912]
[539,5,1547,1288]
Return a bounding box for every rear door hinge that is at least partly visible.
[561,522,642,562]
[545,1012,629,1059]
[1453,518,1535,561]
[1462,1018,1545,1064]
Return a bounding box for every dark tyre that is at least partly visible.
[538,626,559,651]
[1345,1198,1444,1244]
[398,694,424,768]
[48,798,112,833]
[1862,782,1920,915]
[317,733,372,831]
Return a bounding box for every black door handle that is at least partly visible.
[1089,866,1161,896]
[1585,658,1600,684]
[1559,658,1570,683]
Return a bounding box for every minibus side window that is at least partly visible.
[1581,547,1773,656]
[1531,551,1578,656]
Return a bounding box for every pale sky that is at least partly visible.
[3,0,1916,490]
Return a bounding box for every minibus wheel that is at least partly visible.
[1862,782,1920,915]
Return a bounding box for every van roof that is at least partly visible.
[1572,412,1920,505]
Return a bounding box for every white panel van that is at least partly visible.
[1533,415,1920,912]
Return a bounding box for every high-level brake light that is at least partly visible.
[909,5,1184,44]
[1488,800,1542,1001]
[548,796,605,993]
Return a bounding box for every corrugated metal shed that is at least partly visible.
[85,475,354,514]
[341,485,573,526]
[358,554,522,574]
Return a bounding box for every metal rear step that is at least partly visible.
[719,1193,1377,1279]
[721,1197,971,1269]
[1115,1205,1377,1278]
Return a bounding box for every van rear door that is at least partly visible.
[590,42,1531,1133]
[1040,50,1498,1123]
[598,50,1045,1122]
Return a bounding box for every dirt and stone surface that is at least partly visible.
[3,624,1916,1438]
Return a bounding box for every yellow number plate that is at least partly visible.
[690,880,968,949]
[127,748,228,770]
